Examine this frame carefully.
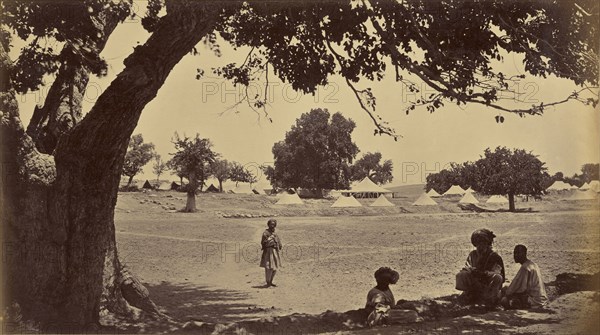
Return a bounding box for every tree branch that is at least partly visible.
[324,38,399,139]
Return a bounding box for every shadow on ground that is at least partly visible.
[146,281,266,323]
[93,273,599,334]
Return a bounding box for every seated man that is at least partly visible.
[365,267,399,326]
[456,229,505,306]
[501,244,548,309]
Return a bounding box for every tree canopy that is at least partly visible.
[229,161,257,186]
[350,152,393,185]
[152,154,168,182]
[580,163,600,183]
[122,134,156,186]
[167,133,216,212]
[209,0,598,137]
[271,108,358,195]
[473,146,549,211]
[557,163,600,187]
[209,158,231,192]
[425,147,550,211]
[425,162,477,193]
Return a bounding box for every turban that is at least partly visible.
[471,229,496,246]
[374,267,399,285]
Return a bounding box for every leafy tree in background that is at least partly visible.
[210,159,231,192]
[552,172,564,181]
[152,155,168,182]
[473,147,549,211]
[557,163,599,187]
[261,164,280,191]
[1,0,598,329]
[272,108,359,196]
[350,152,393,185]
[229,161,257,186]
[581,163,600,183]
[122,134,155,187]
[167,133,216,212]
[425,162,477,193]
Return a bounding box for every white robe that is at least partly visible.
[506,259,548,306]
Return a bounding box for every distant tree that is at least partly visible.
[581,163,600,183]
[350,152,393,185]
[152,155,168,182]
[426,169,458,194]
[261,165,280,190]
[272,108,359,196]
[167,133,216,212]
[553,172,564,181]
[172,168,186,187]
[210,159,231,192]
[229,162,257,186]
[473,147,548,211]
[425,162,476,193]
[563,174,582,188]
[122,134,155,187]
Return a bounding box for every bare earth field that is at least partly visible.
[113,189,600,334]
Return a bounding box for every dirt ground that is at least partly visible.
[113,189,600,334]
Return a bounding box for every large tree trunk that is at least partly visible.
[2,2,220,330]
[26,7,124,155]
[184,172,198,212]
[508,193,516,212]
[26,63,90,154]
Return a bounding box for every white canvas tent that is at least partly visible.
[275,193,304,205]
[157,181,171,191]
[331,195,362,207]
[464,187,475,193]
[233,183,254,194]
[566,189,598,201]
[426,189,442,197]
[412,193,437,206]
[219,180,237,193]
[547,181,573,191]
[589,180,600,193]
[443,185,465,196]
[459,192,479,204]
[343,177,392,198]
[252,180,273,194]
[486,195,509,204]
[370,195,394,207]
[578,182,590,190]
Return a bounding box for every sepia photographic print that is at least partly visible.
[1,0,599,334]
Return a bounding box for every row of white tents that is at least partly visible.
[275,193,396,207]
[422,180,600,205]
[142,176,598,206]
[425,185,476,197]
[427,180,600,198]
[275,191,514,208]
[547,180,600,192]
[412,192,509,206]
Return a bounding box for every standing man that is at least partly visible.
[456,229,505,306]
[260,219,282,287]
[501,244,548,309]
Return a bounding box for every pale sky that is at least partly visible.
[15,3,600,185]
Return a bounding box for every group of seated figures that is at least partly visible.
[365,228,548,326]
